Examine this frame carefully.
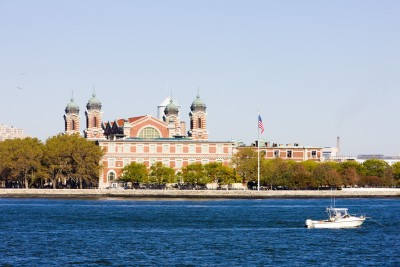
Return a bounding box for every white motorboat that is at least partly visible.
[305,207,366,229]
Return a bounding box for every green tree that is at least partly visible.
[149,162,176,184]
[362,159,389,177]
[391,162,400,186]
[230,147,258,183]
[69,135,104,188]
[204,162,239,187]
[312,162,341,188]
[120,162,149,184]
[43,134,103,189]
[181,163,210,186]
[0,138,44,188]
[360,159,392,187]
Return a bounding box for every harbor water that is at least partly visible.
[0,197,398,266]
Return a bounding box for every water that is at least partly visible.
[0,197,398,266]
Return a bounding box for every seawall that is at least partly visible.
[0,188,399,199]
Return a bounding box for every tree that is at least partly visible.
[0,138,44,188]
[43,134,104,189]
[149,162,176,184]
[312,162,341,188]
[289,163,312,189]
[338,161,361,187]
[361,159,392,187]
[120,162,149,184]
[181,163,210,186]
[391,162,400,186]
[230,148,258,183]
[204,162,239,187]
[69,135,104,188]
[362,159,389,177]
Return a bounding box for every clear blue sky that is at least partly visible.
[1,0,399,156]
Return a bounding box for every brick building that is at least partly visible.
[64,92,234,188]
[242,141,323,162]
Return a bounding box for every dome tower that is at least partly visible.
[188,91,208,140]
[64,95,80,135]
[163,98,182,137]
[84,92,104,139]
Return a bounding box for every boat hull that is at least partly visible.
[305,217,365,229]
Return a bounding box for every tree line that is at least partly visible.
[1,137,399,190]
[0,134,104,189]
[119,161,241,189]
[232,148,400,189]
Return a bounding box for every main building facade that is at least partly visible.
[64,93,234,188]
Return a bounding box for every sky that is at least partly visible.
[0,0,399,156]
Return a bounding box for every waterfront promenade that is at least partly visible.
[0,188,399,199]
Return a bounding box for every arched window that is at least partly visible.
[198,118,202,129]
[108,172,116,182]
[93,117,97,128]
[138,127,161,139]
[71,120,76,131]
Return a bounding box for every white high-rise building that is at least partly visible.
[0,125,26,141]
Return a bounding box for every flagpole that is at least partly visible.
[257,113,260,191]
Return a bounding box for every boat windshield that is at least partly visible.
[326,208,349,218]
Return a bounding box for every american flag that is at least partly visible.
[258,114,264,134]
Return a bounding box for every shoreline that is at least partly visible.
[0,188,399,199]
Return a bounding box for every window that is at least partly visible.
[287,150,292,158]
[93,117,97,128]
[150,144,156,153]
[109,158,115,168]
[123,144,130,153]
[198,118,202,129]
[311,150,317,158]
[163,144,170,153]
[176,144,183,153]
[136,158,144,164]
[108,172,116,182]
[137,144,144,153]
[216,158,224,163]
[150,158,156,166]
[138,127,160,139]
[123,158,130,167]
[108,144,116,153]
[274,150,280,158]
[189,158,196,164]
[189,144,195,153]
[176,159,183,168]
[162,158,170,166]
[217,144,223,154]
[202,144,209,153]
[71,120,76,131]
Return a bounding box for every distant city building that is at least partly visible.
[324,153,400,166]
[0,124,26,141]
